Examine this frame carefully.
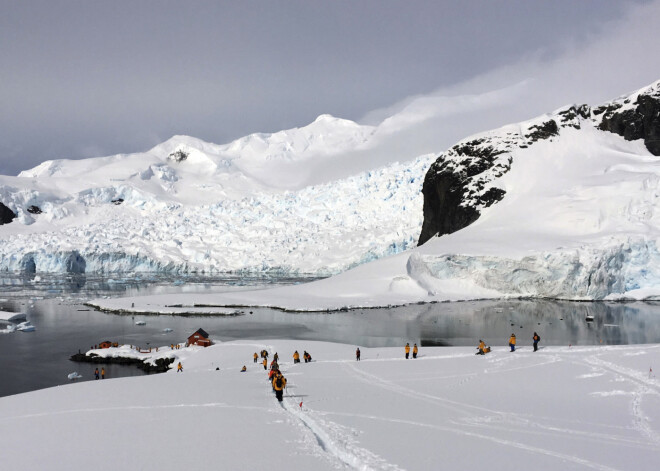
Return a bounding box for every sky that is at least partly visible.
[1,0,659,177]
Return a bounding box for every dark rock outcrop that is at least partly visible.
[597,93,660,155]
[27,205,42,214]
[168,149,189,162]
[70,353,175,373]
[0,202,16,225]
[111,198,124,205]
[418,135,519,246]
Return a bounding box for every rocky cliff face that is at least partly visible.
[0,202,16,225]
[418,81,660,246]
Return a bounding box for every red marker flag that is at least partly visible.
[299,401,303,409]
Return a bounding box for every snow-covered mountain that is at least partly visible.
[2,80,659,288]
[0,115,428,275]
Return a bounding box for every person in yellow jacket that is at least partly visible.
[405,343,410,359]
[293,351,300,364]
[509,333,517,352]
[262,358,267,370]
[272,372,287,402]
[177,362,183,372]
[412,343,418,359]
[253,352,258,363]
[476,340,487,355]
[241,365,247,372]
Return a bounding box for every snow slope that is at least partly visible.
[1,340,659,470]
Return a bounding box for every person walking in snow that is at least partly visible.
[94,367,100,380]
[262,358,267,370]
[356,347,361,361]
[253,352,258,363]
[533,332,540,352]
[293,351,300,364]
[405,343,410,359]
[101,367,106,379]
[272,372,287,402]
[509,333,516,352]
[412,343,418,359]
[273,352,279,362]
[177,362,183,372]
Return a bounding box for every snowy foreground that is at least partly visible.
[1,340,659,470]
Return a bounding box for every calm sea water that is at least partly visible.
[2,274,660,397]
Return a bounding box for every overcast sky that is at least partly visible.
[1,0,659,176]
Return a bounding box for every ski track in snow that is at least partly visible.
[316,410,623,471]
[585,354,660,446]
[269,372,404,471]
[336,355,657,469]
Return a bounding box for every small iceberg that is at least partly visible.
[163,328,173,333]
[67,372,83,380]
[16,321,36,332]
[135,320,146,326]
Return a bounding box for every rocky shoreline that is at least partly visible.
[69,352,175,373]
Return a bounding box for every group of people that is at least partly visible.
[94,367,105,379]
[476,332,541,354]
[292,350,313,363]
[247,349,311,400]
[404,343,419,359]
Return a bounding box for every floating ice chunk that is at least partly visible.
[67,372,82,380]
[16,321,36,332]
[135,320,146,326]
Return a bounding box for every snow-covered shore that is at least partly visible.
[1,339,659,470]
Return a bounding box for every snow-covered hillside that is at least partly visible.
[0,113,431,275]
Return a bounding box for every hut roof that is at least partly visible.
[190,328,209,339]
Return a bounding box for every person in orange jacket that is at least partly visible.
[262,358,267,370]
[405,343,410,359]
[476,340,486,355]
[293,351,300,364]
[177,362,183,372]
[101,367,106,379]
[412,343,418,359]
[253,352,258,363]
[509,333,517,352]
[272,372,287,402]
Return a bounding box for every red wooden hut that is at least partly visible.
[187,328,212,347]
[99,340,113,349]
